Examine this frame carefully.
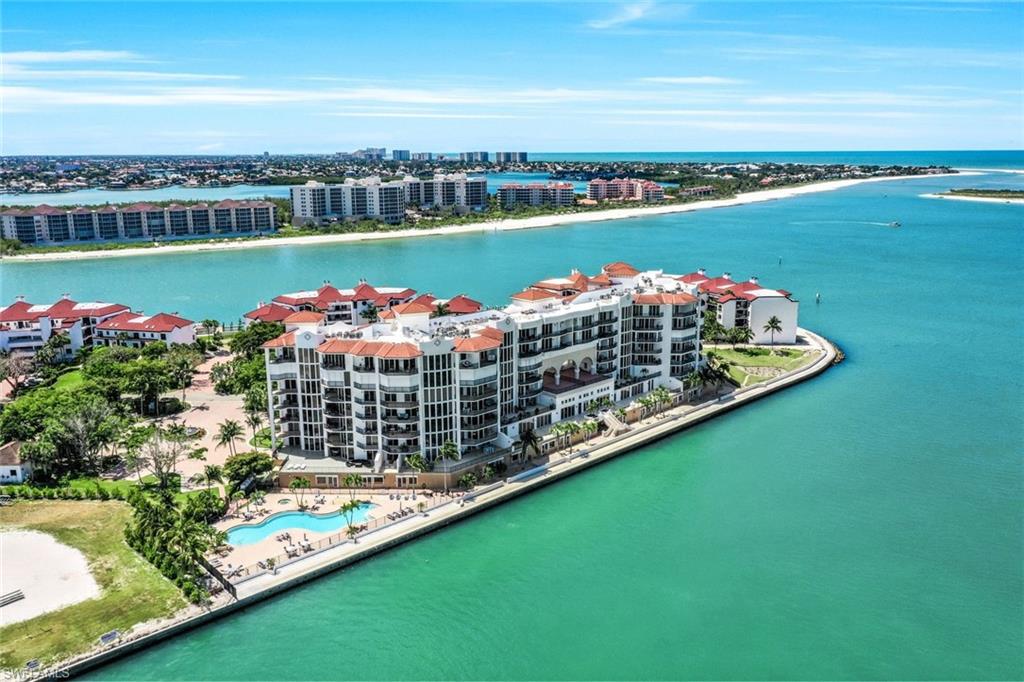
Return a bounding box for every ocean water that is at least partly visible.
[532,149,1024,168]
[8,169,1022,679]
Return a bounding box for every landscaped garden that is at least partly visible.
[707,346,818,387]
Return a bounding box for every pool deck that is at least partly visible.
[49,328,837,680]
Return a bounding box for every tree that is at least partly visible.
[215,419,244,456]
[120,424,152,483]
[519,427,542,461]
[0,351,35,396]
[437,439,460,494]
[170,352,196,403]
[290,477,311,508]
[201,319,220,335]
[203,464,224,493]
[229,321,285,359]
[339,498,362,541]
[61,401,118,475]
[360,305,380,323]
[763,316,783,350]
[733,325,755,347]
[431,302,450,318]
[457,472,477,489]
[582,420,599,442]
[35,333,71,365]
[343,472,363,501]
[127,359,172,416]
[245,411,263,441]
[144,427,189,490]
[405,452,427,474]
[223,451,274,491]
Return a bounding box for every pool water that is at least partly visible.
[226,506,374,546]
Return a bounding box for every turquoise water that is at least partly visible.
[226,507,374,546]
[18,168,1023,679]
[532,149,1024,168]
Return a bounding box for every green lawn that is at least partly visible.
[65,475,204,504]
[0,501,186,669]
[249,427,272,449]
[52,369,84,391]
[709,346,820,387]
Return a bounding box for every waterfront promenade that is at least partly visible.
[50,328,836,679]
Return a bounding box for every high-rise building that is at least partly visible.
[411,152,434,161]
[402,173,488,210]
[459,151,489,163]
[262,262,707,487]
[290,178,407,225]
[495,152,528,163]
[392,150,411,161]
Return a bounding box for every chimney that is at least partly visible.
[15,295,25,302]
[62,292,71,299]
[749,276,759,285]
[697,268,706,276]
[723,272,731,280]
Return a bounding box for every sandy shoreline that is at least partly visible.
[3,172,968,263]
[920,192,1024,205]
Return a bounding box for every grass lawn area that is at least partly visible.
[52,369,84,391]
[710,346,820,387]
[0,501,186,669]
[65,475,205,504]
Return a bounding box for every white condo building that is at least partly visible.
[291,173,487,225]
[679,270,799,344]
[1,201,275,244]
[496,182,575,208]
[262,262,706,485]
[495,152,528,163]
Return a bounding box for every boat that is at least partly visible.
[889,221,901,228]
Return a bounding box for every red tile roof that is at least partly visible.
[244,303,294,322]
[603,261,640,277]
[478,326,505,341]
[391,302,434,316]
[284,311,325,324]
[316,338,422,358]
[633,292,697,305]
[445,294,483,314]
[97,311,193,333]
[453,335,502,352]
[262,331,296,349]
[511,288,557,302]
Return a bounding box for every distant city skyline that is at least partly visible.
[2,1,1022,154]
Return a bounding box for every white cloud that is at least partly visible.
[639,76,745,85]
[322,111,531,119]
[587,1,657,29]
[2,64,239,81]
[2,50,143,63]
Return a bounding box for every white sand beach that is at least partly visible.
[0,530,100,626]
[920,193,1024,205]
[4,172,968,263]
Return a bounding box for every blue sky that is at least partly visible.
[3,1,1022,153]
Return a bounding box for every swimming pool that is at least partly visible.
[226,505,374,546]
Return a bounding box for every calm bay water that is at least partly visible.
[6,168,1022,679]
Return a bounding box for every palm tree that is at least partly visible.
[734,325,755,347]
[763,315,783,350]
[582,420,599,442]
[171,355,193,403]
[437,439,460,494]
[245,412,263,442]
[431,302,450,318]
[562,422,581,452]
[519,427,541,461]
[201,319,220,335]
[343,472,363,501]
[339,499,362,541]
[290,477,311,508]
[215,419,244,456]
[203,464,224,493]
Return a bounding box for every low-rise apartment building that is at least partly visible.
[262,262,704,487]
[586,178,665,202]
[0,295,130,357]
[0,201,275,244]
[496,182,575,208]
[679,270,799,344]
[94,312,196,348]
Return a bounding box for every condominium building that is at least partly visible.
[411,152,434,161]
[402,173,488,211]
[0,295,130,357]
[391,150,411,161]
[679,270,799,344]
[496,182,575,208]
[0,201,275,244]
[459,151,489,163]
[495,152,529,163]
[586,178,665,202]
[244,281,483,327]
[94,312,196,348]
[680,185,715,197]
[290,178,407,225]
[262,262,704,487]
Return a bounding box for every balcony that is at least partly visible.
[382,427,419,438]
[519,384,543,398]
[460,386,498,401]
[518,358,543,370]
[380,367,418,376]
[597,350,617,362]
[461,401,498,417]
[461,431,499,446]
[381,397,417,408]
[382,413,419,425]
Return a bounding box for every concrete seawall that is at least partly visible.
[52,329,838,679]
